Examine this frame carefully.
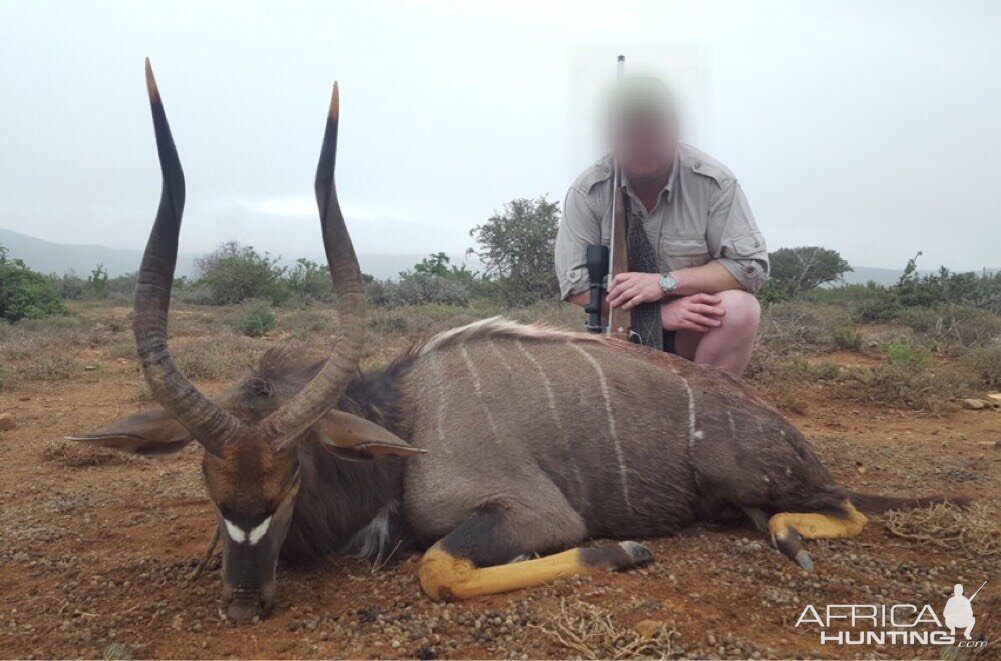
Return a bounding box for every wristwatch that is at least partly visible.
[659,273,678,295]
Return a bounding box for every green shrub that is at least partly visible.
[239,305,276,337]
[0,245,66,322]
[86,264,109,299]
[886,337,930,367]
[961,344,1001,389]
[832,326,862,351]
[285,258,332,302]
[371,253,485,308]
[194,241,288,305]
[767,246,852,298]
[469,197,561,306]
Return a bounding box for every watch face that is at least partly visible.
[660,275,676,292]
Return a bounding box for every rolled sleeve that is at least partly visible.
[709,181,769,293]
[555,187,601,299]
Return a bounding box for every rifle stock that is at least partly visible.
[607,183,631,340]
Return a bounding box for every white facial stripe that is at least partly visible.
[223,519,247,544]
[247,516,273,546]
[222,516,273,546]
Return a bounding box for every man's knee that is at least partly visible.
[718,289,761,336]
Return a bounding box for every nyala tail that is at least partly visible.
[848,491,972,515]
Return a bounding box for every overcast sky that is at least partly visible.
[2,0,999,271]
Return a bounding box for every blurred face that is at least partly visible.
[610,114,678,184]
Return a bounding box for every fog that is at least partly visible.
[1,0,999,271]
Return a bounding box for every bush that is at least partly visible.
[286,258,332,302]
[194,241,288,305]
[0,245,66,322]
[370,254,484,308]
[885,337,930,367]
[894,304,1001,349]
[757,301,851,354]
[239,304,276,337]
[961,344,1001,389]
[469,197,560,305]
[767,246,852,299]
[832,326,862,351]
[841,362,972,412]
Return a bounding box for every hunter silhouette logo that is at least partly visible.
[943,582,984,640]
[795,580,988,648]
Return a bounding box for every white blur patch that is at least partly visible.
[224,519,247,544]
[247,516,273,546]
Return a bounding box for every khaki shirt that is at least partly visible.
[555,144,769,299]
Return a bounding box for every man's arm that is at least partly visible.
[555,187,602,303]
[606,177,768,310]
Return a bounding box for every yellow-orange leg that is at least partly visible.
[767,500,868,570]
[418,540,652,602]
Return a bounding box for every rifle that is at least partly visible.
[584,55,633,341]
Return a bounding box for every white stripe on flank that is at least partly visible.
[460,345,501,443]
[487,339,514,373]
[727,409,736,435]
[517,340,585,497]
[427,353,448,447]
[569,342,631,509]
[680,377,698,448]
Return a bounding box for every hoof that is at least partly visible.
[618,541,655,568]
[794,550,814,571]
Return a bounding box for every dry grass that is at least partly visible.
[0,316,94,386]
[884,502,1001,557]
[960,343,1001,389]
[535,599,683,660]
[757,301,852,354]
[41,439,146,467]
[838,362,973,412]
[173,333,262,380]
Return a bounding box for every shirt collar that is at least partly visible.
[620,154,679,204]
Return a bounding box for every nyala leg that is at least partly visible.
[767,500,868,570]
[418,503,653,601]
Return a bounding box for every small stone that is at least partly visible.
[633,619,665,639]
[103,643,132,660]
[0,413,15,431]
[962,399,985,410]
[987,393,1001,401]
[84,365,98,371]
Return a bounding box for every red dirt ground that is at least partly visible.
[1,343,999,659]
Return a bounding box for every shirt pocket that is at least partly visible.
[659,234,710,271]
[729,230,766,259]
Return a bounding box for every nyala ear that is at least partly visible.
[65,406,192,456]
[316,409,426,461]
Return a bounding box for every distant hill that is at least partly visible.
[840,265,999,286]
[0,227,465,280]
[840,266,906,286]
[0,227,198,278]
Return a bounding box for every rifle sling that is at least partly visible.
[624,204,664,350]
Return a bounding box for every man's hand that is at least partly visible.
[607,272,665,311]
[660,293,725,332]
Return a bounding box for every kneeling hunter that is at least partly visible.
[556,76,769,376]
